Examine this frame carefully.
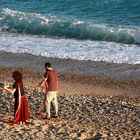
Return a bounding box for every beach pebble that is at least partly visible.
[0,89,140,139]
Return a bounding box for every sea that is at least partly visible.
[0,0,140,64]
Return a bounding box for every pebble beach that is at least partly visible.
[0,55,140,139]
[0,88,140,139]
[0,53,140,140]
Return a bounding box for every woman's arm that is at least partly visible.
[4,85,16,94]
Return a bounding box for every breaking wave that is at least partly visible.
[0,8,140,44]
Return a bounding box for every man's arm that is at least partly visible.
[36,79,45,87]
[35,77,47,90]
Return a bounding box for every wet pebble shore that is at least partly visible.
[0,88,140,140]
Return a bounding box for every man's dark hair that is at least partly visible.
[45,62,51,68]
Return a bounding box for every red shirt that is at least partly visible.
[45,70,58,91]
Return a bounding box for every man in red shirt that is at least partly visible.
[36,62,58,119]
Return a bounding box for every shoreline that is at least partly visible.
[0,51,139,97]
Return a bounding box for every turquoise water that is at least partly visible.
[0,0,140,64]
[0,0,140,26]
[0,0,140,44]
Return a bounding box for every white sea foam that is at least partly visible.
[0,32,140,64]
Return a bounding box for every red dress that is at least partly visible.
[12,83,29,124]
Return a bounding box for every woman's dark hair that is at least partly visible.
[12,71,23,83]
[45,62,51,68]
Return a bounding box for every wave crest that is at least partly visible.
[0,8,140,44]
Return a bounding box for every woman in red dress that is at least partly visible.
[4,71,29,125]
